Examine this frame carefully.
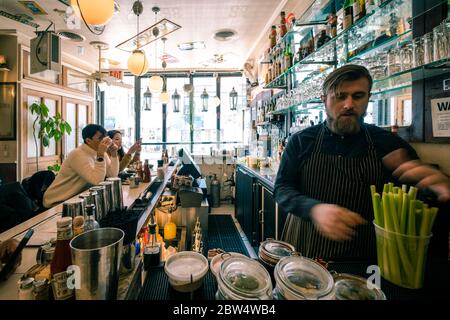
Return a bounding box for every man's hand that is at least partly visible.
[97,137,112,158]
[108,142,119,157]
[383,148,450,202]
[310,204,366,241]
[0,239,22,274]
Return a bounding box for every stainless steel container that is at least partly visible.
[70,228,124,300]
[98,181,113,214]
[106,177,123,212]
[89,186,107,221]
[79,191,100,220]
[62,198,85,219]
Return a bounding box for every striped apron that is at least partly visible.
[281,124,387,261]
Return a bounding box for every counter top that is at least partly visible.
[0,163,179,300]
[237,162,278,191]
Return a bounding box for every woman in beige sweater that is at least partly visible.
[107,130,141,171]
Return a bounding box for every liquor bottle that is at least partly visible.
[284,42,293,71]
[84,204,99,231]
[144,218,160,270]
[280,11,288,38]
[143,159,151,183]
[50,217,74,300]
[343,0,353,30]
[136,161,144,181]
[353,0,365,22]
[269,25,277,48]
[316,30,331,49]
[327,12,337,38]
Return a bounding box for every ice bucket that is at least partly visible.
[70,228,124,300]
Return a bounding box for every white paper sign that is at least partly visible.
[431,97,450,137]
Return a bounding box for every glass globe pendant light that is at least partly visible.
[127,1,149,76]
[149,7,163,92]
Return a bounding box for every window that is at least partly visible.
[193,77,217,154]
[103,76,135,148]
[139,77,163,164]
[220,76,246,151]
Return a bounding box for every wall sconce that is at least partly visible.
[229,87,238,111]
[200,88,209,112]
[172,89,180,112]
[143,86,152,111]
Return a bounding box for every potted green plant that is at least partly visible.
[30,102,72,172]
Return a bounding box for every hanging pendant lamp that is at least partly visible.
[229,87,238,110]
[172,89,180,112]
[127,1,149,76]
[149,7,164,93]
[201,88,209,112]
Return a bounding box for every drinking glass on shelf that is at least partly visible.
[412,37,424,68]
[422,32,434,64]
[400,43,412,71]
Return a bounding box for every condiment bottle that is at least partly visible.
[18,277,34,300]
[84,204,99,231]
[143,159,151,183]
[269,25,277,48]
[280,11,288,38]
[50,217,74,300]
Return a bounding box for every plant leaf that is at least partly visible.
[42,135,50,147]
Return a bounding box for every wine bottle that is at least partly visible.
[343,0,353,30]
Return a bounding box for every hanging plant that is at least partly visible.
[30,102,72,172]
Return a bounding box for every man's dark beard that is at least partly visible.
[326,110,365,135]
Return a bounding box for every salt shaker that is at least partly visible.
[18,277,34,300]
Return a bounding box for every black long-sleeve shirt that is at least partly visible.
[274,122,419,220]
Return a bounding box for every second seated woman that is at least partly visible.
[107,130,141,172]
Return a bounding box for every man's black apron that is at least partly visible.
[281,124,386,260]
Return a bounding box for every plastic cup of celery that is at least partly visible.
[373,222,432,289]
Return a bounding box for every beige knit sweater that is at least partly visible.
[43,144,119,208]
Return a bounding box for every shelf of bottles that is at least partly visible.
[262,0,450,118]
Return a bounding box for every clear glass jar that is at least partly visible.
[273,256,335,300]
[332,272,386,300]
[433,25,443,62]
[258,239,296,268]
[412,37,424,68]
[400,43,412,71]
[422,32,434,64]
[216,256,272,300]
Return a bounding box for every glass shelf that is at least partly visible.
[347,29,412,62]
[372,58,450,84]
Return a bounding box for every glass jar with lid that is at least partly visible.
[258,239,296,283]
[331,272,386,300]
[273,256,335,300]
[216,256,272,300]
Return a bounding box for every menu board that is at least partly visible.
[431,97,450,137]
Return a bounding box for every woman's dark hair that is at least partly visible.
[82,124,106,143]
[107,130,125,160]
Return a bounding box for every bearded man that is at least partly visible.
[274,65,450,260]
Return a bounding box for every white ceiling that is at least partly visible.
[0,0,289,72]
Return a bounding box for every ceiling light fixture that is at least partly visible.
[229,87,238,111]
[148,7,164,93]
[143,85,152,111]
[70,0,114,35]
[127,1,149,76]
[200,88,209,112]
[172,89,180,112]
[177,41,206,51]
[115,8,181,52]
[159,37,170,104]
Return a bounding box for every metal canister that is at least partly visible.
[106,177,123,213]
[62,198,85,219]
[89,186,107,220]
[33,279,49,300]
[98,181,113,214]
[210,174,220,208]
[79,191,100,220]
